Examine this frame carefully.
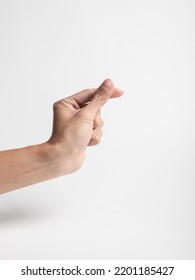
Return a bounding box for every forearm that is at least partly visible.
[0,80,122,195]
[0,143,71,195]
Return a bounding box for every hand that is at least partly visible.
[0,79,123,194]
[48,79,124,174]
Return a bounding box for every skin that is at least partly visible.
[0,79,123,195]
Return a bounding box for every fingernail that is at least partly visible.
[102,79,114,88]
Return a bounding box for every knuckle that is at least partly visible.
[94,91,105,102]
[93,119,99,128]
[80,88,89,93]
[95,119,104,128]
[53,101,59,110]
[94,130,103,145]
[93,137,101,145]
[94,118,104,128]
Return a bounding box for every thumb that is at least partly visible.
[82,79,114,117]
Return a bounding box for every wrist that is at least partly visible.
[43,141,85,176]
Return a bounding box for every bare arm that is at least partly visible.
[0,79,123,195]
[0,143,62,194]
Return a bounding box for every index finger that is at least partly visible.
[68,87,124,108]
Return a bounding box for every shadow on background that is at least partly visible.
[0,205,53,227]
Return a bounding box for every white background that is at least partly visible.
[0,0,194,259]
